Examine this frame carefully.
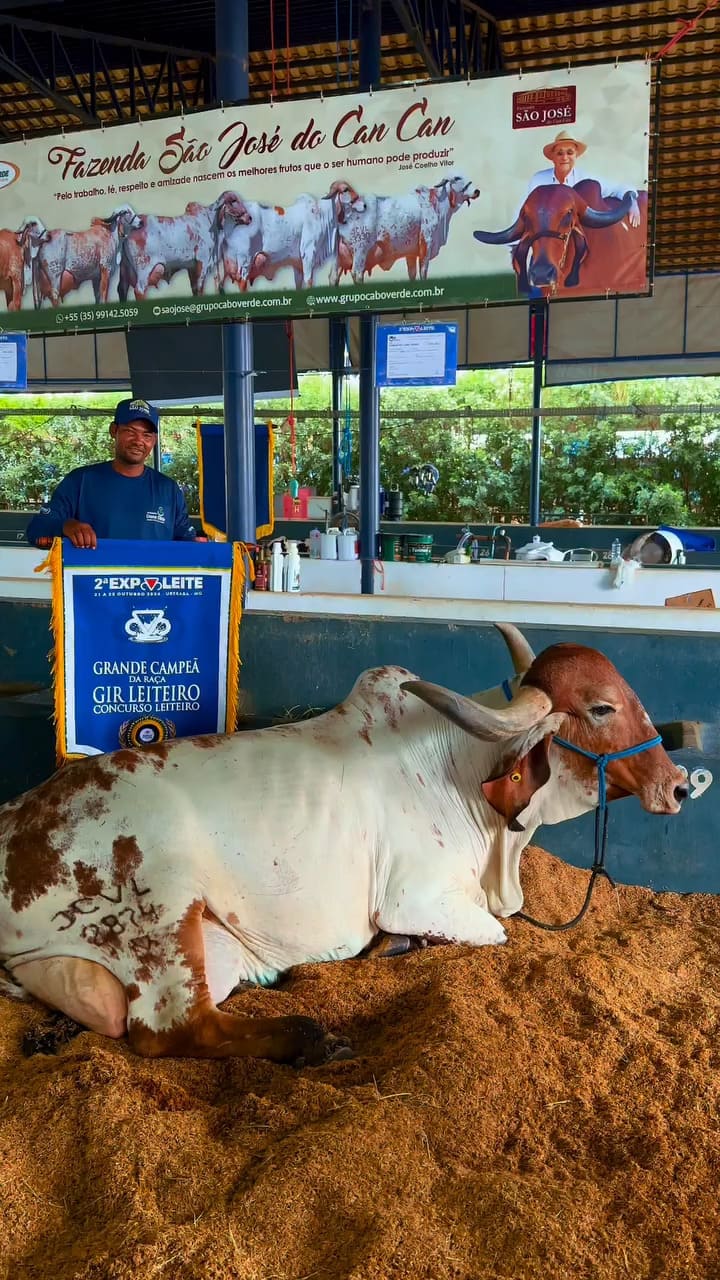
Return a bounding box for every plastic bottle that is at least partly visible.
[284,540,301,592]
[254,546,269,591]
[610,537,622,563]
[308,528,322,560]
[269,541,284,592]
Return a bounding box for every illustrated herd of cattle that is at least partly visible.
[0,170,644,308]
[0,173,480,309]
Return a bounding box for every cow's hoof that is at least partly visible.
[367,932,427,959]
[22,1013,83,1057]
[229,979,262,995]
[294,1032,354,1069]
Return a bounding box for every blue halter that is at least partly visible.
[552,734,662,811]
[500,676,662,931]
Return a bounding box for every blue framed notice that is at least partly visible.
[375,323,458,388]
[0,333,27,389]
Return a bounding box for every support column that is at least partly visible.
[358,0,382,593]
[329,318,345,514]
[359,315,380,592]
[528,300,548,527]
[216,0,255,543]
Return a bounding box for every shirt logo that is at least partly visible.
[146,506,166,524]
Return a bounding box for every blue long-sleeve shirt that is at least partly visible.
[26,462,196,545]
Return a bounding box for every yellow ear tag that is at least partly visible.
[510,770,522,783]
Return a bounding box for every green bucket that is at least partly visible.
[381,533,402,562]
[405,533,433,563]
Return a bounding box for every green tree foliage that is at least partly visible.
[1,373,719,526]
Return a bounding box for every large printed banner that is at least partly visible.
[0,62,650,332]
[43,538,244,761]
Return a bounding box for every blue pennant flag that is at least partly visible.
[45,539,245,761]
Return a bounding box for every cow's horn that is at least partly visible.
[580,197,632,229]
[401,680,551,741]
[473,218,523,246]
[494,622,536,675]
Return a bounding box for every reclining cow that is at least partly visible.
[0,624,687,1065]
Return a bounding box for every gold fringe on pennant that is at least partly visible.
[255,420,275,541]
[226,542,254,733]
[196,418,276,543]
[38,537,75,767]
[196,417,226,543]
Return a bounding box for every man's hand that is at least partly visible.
[62,519,97,549]
[629,197,641,229]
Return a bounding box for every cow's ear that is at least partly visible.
[481,736,552,830]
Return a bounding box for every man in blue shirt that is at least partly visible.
[26,397,196,548]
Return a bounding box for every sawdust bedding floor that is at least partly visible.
[1,845,719,1280]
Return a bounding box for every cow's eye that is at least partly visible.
[590,704,614,718]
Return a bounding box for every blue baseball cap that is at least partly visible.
[114,397,159,431]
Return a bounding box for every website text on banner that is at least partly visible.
[43,539,244,762]
[0,62,650,332]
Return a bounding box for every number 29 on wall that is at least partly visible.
[689,768,713,800]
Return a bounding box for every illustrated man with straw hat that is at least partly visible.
[528,129,641,228]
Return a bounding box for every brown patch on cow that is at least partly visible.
[15,930,22,938]
[359,727,372,746]
[112,835,143,886]
[74,861,104,897]
[2,778,73,912]
[126,983,141,1003]
[82,793,108,821]
[227,912,240,926]
[377,693,399,730]
[59,757,117,796]
[154,993,169,1014]
[130,933,168,985]
[416,773,426,787]
[139,743,170,773]
[113,750,141,774]
[274,205,285,215]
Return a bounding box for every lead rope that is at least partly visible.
[500,679,662,932]
[513,794,612,932]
